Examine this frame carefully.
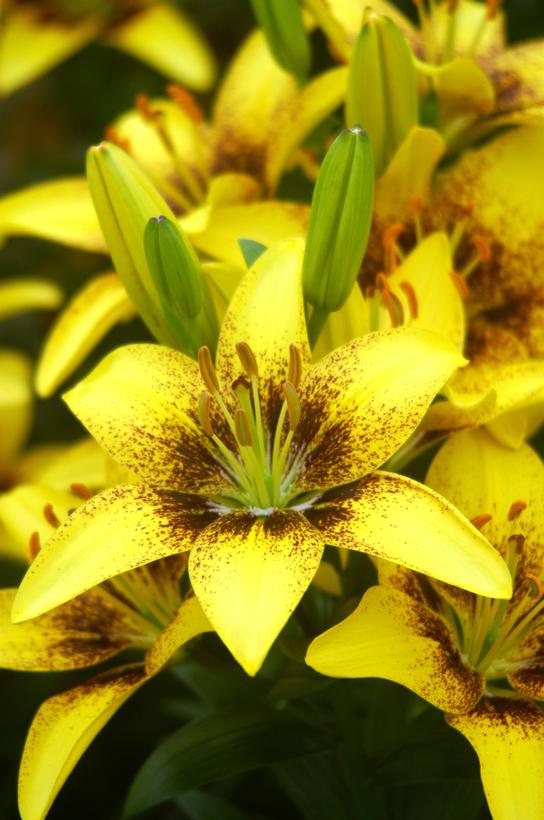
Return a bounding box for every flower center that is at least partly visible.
[197,343,307,511]
[412,0,503,65]
[443,500,544,681]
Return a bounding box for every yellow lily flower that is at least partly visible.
[0,480,211,820]
[12,239,511,676]
[307,427,544,820]
[0,0,216,97]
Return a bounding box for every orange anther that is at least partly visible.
[104,127,131,154]
[29,532,41,560]
[399,281,419,319]
[411,0,423,6]
[471,513,492,530]
[473,234,492,263]
[135,93,160,121]
[70,482,93,500]
[450,270,469,300]
[526,574,543,600]
[408,195,423,216]
[43,504,60,528]
[166,84,203,123]
[382,223,406,249]
[508,500,527,521]
[486,0,502,19]
[508,533,526,554]
[377,275,404,327]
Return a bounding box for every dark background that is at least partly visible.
[1,1,543,817]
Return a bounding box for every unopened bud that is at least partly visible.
[302,127,374,315]
[346,12,418,176]
[250,0,311,79]
[144,215,202,320]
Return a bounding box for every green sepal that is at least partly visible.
[144,216,202,320]
[250,0,311,80]
[238,238,268,268]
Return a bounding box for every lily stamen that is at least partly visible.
[508,500,527,520]
[28,532,41,560]
[470,513,493,529]
[43,504,60,528]
[70,482,93,500]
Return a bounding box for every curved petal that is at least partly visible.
[17,438,109,491]
[432,126,544,306]
[307,585,483,712]
[189,510,324,676]
[18,665,147,820]
[0,484,77,563]
[492,40,544,115]
[12,485,217,622]
[447,698,544,820]
[201,261,245,324]
[0,587,140,672]
[293,327,465,489]
[63,344,228,495]
[507,618,544,700]
[432,57,495,120]
[0,177,105,252]
[0,279,62,320]
[426,428,544,575]
[145,594,213,675]
[186,200,308,267]
[0,6,100,96]
[0,349,32,474]
[306,471,512,598]
[216,238,310,425]
[103,3,215,92]
[36,272,135,398]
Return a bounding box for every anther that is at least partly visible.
[486,0,503,19]
[70,482,92,500]
[377,273,404,327]
[450,270,469,299]
[135,93,160,122]
[526,574,543,600]
[236,342,259,379]
[382,223,406,273]
[166,84,203,123]
[447,0,459,11]
[471,513,492,530]
[43,504,60,528]
[288,344,303,390]
[399,281,419,319]
[473,234,492,263]
[234,408,253,446]
[282,381,301,431]
[508,500,527,521]
[198,346,220,393]
[29,532,41,560]
[104,127,131,154]
[408,196,423,216]
[198,392,214,437]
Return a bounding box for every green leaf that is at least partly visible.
[124,707,330,817]
[174,790,263,820]
[238,239,268,268]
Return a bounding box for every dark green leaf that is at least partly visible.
[238,239,268,268]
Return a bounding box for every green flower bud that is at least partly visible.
[86,141,179,345]
[144,215,202,320]
[302,126,374,341]
[346,12,418,176]
[250,0,311,79]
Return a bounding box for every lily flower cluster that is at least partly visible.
[1,1,544,818]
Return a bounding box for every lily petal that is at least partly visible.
[293,327,465,488]
[189,510,324,676]
[305,471,512,598]
[0,6,100,96]
[36,272,135,398]
[17,438,108,491]
[0,588,139,671]
[103,3,216,92]
[0,278,62,320]
[447,698,544,820]
[426,428,544,579]
[12,485,217,622]
[186,200,308,267]
[0,177,105,252]
[492,40,544,115]
[64,344,228,494]
[145,594,213,675]
[306,585,483,712]
[0,349,32,474]
[432,125,544,306]
[217,238,310,423]
[0,484,77,563]
[18,665,147,820]
[313,282,371,360]
[507,618,544,700]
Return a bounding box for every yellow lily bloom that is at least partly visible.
[0,481,211,820]
[307,427,544,820]
[12,239,511,677]
[0,0,216,97]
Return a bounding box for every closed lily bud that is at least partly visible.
[302,126,374,342]
[86,141,180,345]
[144,215,202,320]
[250,0,311,79]
[346,12,418,176]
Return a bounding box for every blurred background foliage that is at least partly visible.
[1,1,544,817]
